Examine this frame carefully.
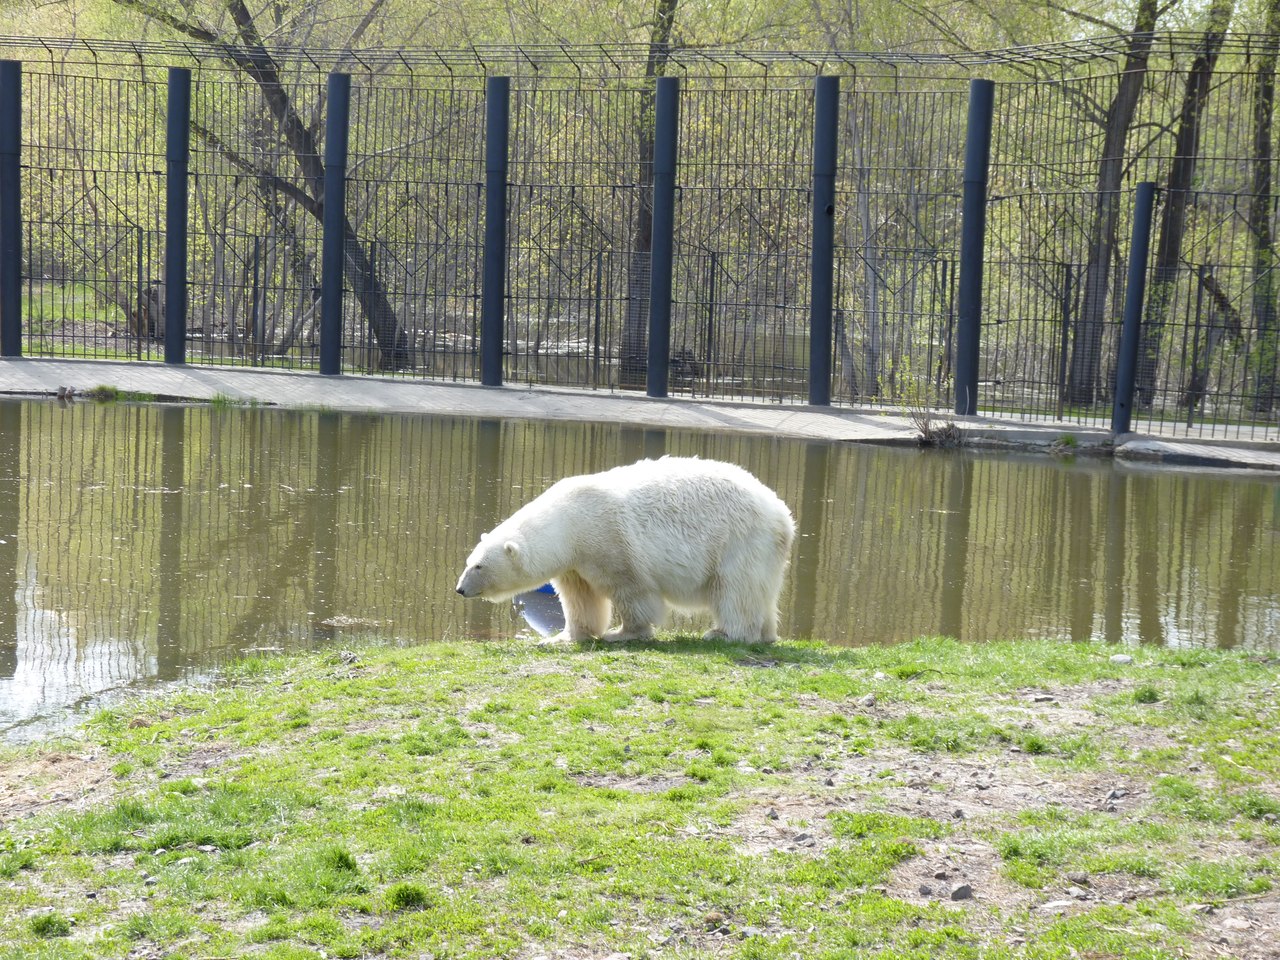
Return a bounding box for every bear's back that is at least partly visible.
[593,457,791,539]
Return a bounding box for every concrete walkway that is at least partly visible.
[3,356,1280,473]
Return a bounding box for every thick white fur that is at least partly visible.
[455,456,795,644]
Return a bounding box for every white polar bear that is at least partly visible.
[455,456,795,644]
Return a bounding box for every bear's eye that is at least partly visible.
[472,563,483,570]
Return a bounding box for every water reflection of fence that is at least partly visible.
[2,38,1279,437]
[3,400,1279,736]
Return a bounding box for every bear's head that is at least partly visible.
[455,533,538,602]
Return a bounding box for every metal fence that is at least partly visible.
[0,34,1278,439]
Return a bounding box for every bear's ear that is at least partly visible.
[503,540,520,559]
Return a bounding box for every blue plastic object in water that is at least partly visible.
[512,583,564,637]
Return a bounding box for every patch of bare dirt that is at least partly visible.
[883,834,1035,909]
[1180,894,1280,960]
[570,773,693,794]
[0,751,118,823]
[516,905,793,960]
[722,787,835,857]
[710,730,1277,959]
[865,748,1147,819]
[153,739,251,783]
[0,733,251,826]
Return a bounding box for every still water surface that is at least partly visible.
[2,398,1278,740]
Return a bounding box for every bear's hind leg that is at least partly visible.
[552,572,611,642]
[604,589,665,643]
[707,555,783,645]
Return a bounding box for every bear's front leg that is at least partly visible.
[552,571,611,642]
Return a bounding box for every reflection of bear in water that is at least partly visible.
[129,280,165,340]
[455,457,795,645]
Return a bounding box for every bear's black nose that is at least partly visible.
[456,586,466,596]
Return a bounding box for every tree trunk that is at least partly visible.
[1183,266,1243,412]
[1066,0,1159,405]
[1136,0,1234,408]
[343,225,411,369]
[1250,3,1280,414]
[619,0,678,388]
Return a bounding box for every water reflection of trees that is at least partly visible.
[1,399,1278,733]
[780,448,1279,649]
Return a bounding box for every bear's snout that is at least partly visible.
[455,566,480,599]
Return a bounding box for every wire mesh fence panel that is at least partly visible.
[674,82,814,402]
[983,258,1080,421]
[831,81,968,409]
[1131,190,1279,438]
[504,80,647,389]
[20,60,167,361]
[186,68,328,370]
[346,72,486,379]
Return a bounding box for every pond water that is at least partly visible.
[2,398,1278,740]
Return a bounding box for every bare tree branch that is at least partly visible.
[113,0,219,43]
[189,119,322,218]
[1039,0,1123,35]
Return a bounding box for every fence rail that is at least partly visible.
[0,35,1278,439]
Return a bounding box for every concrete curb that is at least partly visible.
[1114,436,1280,473]
[3,357,1279,474]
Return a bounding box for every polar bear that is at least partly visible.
[455,457,795,644]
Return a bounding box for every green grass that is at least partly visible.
[29,913,72,939]
[0,636,1276,959]
[21,283,127,329]
[81,384,159,403]
[210,392,264,408]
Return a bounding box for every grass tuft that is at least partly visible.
[385,882,433,912]
[29,912,71,938]
[1133,684,1162,704]
[84,384,122,402]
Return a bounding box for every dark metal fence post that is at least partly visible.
[954,78,995,416]
[481,76,510,387]
[1112,182,1157,435]
[320,72,351,376]
[646,76,679,399]
[135,227,145,360]
[250,235,262,364]
[0,61,23,357]
[1056,262,1073,420]
[706,252,718,384]
[163,67,190,364]
[809,75,839,406]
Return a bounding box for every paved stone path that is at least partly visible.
[3,357,1279,473]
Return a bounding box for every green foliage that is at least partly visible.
[84,384,120,402]
[400,721,473,756]
[1020,731,1052,754]
[22,283,128,330]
